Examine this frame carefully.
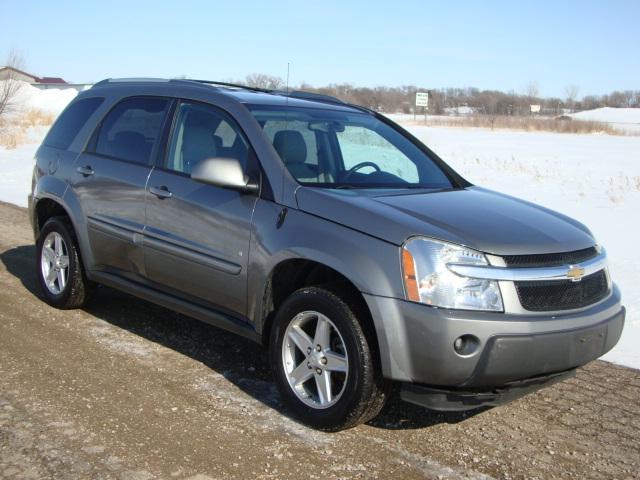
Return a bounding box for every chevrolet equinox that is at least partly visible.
[29,79,625,430]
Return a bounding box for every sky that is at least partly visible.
[2,0,639,98]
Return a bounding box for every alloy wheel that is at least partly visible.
[40,231,69,295]
[281,311,349,409]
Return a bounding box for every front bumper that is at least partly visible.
[400,369,576,411]
[363,284,624,387]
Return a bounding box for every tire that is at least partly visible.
[270,286,388,431]
[36,216,91,309]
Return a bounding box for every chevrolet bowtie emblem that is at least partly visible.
[566,265,585,282]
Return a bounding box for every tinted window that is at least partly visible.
[95,97,169,165]
[166,102,249,174]
[43,97,104,150]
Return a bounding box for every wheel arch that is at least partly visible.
[32,192,94,273]
[259,258,383,372]
[33,197,71,238]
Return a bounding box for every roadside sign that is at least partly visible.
[530,104,541,113]
[416,92,429,108]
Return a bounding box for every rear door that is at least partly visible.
[143,100,258,316]
[70,96,171,279]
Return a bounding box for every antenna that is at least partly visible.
[281,62,290,203]
[286,62,290,96]
[281,62,290,202]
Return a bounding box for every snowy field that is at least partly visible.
[0,88,638,369]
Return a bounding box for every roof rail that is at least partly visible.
[185,80,347,106]
[90,77,367,112]
[276,90,346,106]
[184,79,273,93]
[91,78,172,88]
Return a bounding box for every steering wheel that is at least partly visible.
[343,161,381,180]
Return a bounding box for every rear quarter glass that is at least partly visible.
[43,97,105,150]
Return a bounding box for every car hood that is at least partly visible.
[294,186,595,255]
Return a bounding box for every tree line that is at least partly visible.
[241,73,640,116]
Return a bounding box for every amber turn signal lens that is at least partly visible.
[402,248,420,302]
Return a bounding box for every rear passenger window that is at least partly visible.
[43,97,104,150]
[94,97,169,165]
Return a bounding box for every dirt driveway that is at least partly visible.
[0,201,638,479]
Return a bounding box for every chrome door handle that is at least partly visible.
[149,185,173,199]
[76,165,94,176]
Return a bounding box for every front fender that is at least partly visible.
[247,199,404,331]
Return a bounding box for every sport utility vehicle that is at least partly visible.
[29,79,625,430]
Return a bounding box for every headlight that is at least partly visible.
[402,237,503,311]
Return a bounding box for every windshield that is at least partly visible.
[249,106,453,189]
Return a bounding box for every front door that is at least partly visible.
[144,100,258,317]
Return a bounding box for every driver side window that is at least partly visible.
[336,126,419,182]
[167,102,249,175]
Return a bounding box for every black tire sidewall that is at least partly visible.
[270,287,372,430]
[36,217,80,307]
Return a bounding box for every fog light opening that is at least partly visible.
[453,335,480,356]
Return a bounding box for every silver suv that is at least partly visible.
[29,79,625,430]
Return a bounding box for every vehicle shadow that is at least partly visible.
[1,244,484,431]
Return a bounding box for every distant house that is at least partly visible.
[0,66,40,83]
[0,66,91,92]
[0,66,68,85]
[38,76,68,85]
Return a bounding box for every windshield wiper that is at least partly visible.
[331,184,365,189]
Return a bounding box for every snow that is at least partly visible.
[570,107,640,124]
[12,81,79,116]
[0,137,40,206]
[569,107,640,133]
[444,106,474,115]
[0,88,638,369]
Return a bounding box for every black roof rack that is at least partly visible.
[275,90,347,106]
[185,79,273,93]
[92,77,173,88]
[91,77,366,111]
[187,80,347,106]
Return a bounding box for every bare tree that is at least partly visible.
[564,84,579,112]
[245,73,285,90]
[0,49,26,120]
[525,80,540,99]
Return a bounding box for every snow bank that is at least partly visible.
[570,107,640,124]
[570,107,640,133]
[0,139,38,206]
[10,81,78,116]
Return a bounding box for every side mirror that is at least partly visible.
[190,157,258,193]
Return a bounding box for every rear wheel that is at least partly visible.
[270,287,388,431]
[36,217,91,309]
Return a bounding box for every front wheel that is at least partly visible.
[270,287,388,431]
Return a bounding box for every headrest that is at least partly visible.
[273,130,307,165]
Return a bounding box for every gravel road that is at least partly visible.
[0,201,638,480]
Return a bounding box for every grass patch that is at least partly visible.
[0,109,55,149]
[18,109,55,128]
[402,115,632,135]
